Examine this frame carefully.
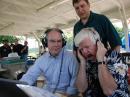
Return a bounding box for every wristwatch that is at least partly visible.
[97,61,105,65]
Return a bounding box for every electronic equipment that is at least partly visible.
[0,78,29,97]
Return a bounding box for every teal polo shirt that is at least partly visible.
[73,11,121,50]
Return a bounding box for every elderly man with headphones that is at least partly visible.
[74,28,129,97]
[20,28,79,97]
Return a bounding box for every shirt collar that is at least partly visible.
[47,48,64,59]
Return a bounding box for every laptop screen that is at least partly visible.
[0,78,29,97]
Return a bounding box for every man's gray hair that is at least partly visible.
[74,27,100,47]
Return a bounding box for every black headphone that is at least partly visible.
[42,28,66,47]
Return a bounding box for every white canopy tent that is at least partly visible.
[0,0,130,50]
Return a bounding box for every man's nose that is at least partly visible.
[83,48,89,55]
[54,41,61,46]
[83,48,88,52]
[79,7,83,12]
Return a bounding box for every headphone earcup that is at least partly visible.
[62,38,66,47]
[42,37,47,47]
[44,38,48,47]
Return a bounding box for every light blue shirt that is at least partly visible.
[20,48,78,95]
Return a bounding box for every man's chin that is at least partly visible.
[53,51,61,56]
[86,56,95,60]
[80,15,87,20]
[87,57,93,60]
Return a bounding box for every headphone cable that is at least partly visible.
[52,47,65,93]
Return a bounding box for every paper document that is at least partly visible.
[17,84,58,97]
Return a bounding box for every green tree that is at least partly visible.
[66,36,73,50]
[115,27,124,39]
[0,35,17,44]
[65,32,73,50]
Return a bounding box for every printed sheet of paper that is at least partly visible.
[17,84,58,97]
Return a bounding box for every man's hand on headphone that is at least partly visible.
[77,49,86,64]
[96,40,107,62]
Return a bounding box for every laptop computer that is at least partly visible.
[0,78,29,97]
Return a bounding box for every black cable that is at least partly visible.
[52,48,64,93]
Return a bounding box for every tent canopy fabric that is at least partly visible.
[0,0,130,37]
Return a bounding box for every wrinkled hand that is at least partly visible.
[77,49,86,64]
[96,41,107,62]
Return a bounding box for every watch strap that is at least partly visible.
[97,61,105,65]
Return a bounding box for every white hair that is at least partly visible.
[74,27,100,47]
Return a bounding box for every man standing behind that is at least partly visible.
[20,28,78,97]
[72,0,121,52]
[0,39,11,58]
[13,39,23,58]
[21,41,28,61]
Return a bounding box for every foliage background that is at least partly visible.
[0,35,17,44]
